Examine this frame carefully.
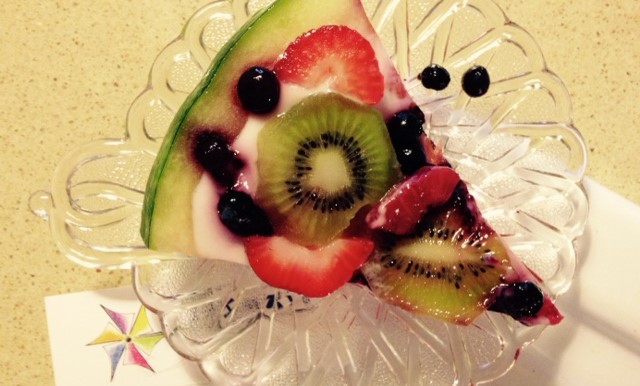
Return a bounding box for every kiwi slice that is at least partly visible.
[255,93,399,246]
[361,186,511,325]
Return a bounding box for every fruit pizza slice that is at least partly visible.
[141,0,562,326]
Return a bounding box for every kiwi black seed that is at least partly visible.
[255,93,399,246]
[361,186,511,324]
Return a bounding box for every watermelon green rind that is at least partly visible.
[140,5,272,248]
[141,0,380,254]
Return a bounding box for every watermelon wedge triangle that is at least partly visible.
[141,0,411,255]
[141,0,562,326]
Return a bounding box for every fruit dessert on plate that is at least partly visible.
[141,0,562,326]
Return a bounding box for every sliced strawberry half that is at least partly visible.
[366,166,461,235]
[273,25,384,105]
[244,236,374,297]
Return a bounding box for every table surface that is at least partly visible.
[1,1,638,384]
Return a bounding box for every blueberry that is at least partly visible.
[489,281,544,319]
[237,66,280,114]
[462,65,490,97]
[387,110,428,175]
[217,190,273,237]
[193,131,244,187]
[419,64,450,91]
[388,110,425,139]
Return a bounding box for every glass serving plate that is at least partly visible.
[31,0,589,384]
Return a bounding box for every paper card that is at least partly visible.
[45,286,211,386]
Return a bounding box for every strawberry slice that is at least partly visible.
[273,25,384,104]
[244,236,373,297]
[366,166,461,235]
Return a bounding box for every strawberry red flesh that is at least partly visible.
[366,166,461,234]
[244,236,374,297]
[273,25,384,105]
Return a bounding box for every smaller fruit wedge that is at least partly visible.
[245,236,374,297]
[362,183,562,325]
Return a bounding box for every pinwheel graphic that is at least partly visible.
[88,305,165,381]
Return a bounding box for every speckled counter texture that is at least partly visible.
[1,1,638,384]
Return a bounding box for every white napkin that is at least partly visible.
[45,286,210,386]
[493,178,640,385]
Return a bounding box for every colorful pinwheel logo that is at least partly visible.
[88,305,165,381]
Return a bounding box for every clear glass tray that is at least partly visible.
[31,0,589,384]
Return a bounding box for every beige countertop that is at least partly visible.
[1,1,638,384]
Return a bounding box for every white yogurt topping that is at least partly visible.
[192,173,249,264]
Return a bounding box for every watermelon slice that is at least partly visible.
[141,0,561,325]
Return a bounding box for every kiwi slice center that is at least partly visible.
[308,148,351,194]
[288,130,368,212]
[256,93,398,245]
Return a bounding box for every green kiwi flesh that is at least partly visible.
[256,93,399,246]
